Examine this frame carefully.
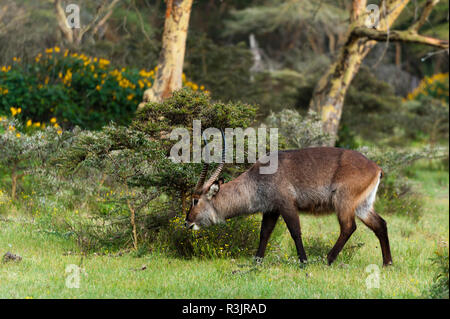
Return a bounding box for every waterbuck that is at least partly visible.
[185,135,392,266]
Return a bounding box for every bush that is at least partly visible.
[0,47,208,130]
[359,146,448,219]
[401,97,449,145]
[406,73,449,105]
[265,109,330,148]
[54,89,258,252]
[154,214,263,258]
[0,116,62,201]
[425,242,449,299]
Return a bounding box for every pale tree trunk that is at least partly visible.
[309,0,448,145]
[54,0,120,45]
[139,0,194,106]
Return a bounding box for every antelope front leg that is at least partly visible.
[281,206,307,263]
[255,212,280,261]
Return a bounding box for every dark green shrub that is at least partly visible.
[54,89,258,252]
[425,242,449,299]
[0,116,62,201]
[154,214,262,258]
[359,146,448,220]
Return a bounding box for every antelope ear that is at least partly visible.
[206,181,220,200]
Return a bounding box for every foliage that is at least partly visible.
[0,47,207,130]
[406,73,449,105]
[336,69,449,147]
[185,33,254,103]
[53,89,258,252]
[154,214,263,258]
[0,116,63,200]
[402,97,449,145]
[359,145,448,220]
[425,242,449,299]
[338,67,406,146]
[265,108,330,148]
[223,0,347,49]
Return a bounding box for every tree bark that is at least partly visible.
[54,0,120,45]
[139,0,194,106]
[309,0,448,145]
[10,164,23,201]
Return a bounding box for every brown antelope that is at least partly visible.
[185,134,393,266]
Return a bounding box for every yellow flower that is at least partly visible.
[33,122,41,128]
[96,85,101,91]
[57,129,62,135]
[10,107,18,116]
[127,94,134,101]
[53,123,59,128]
[50,117,57,123]
[16,133,21,138]
[26,119,32,127]
[8,125,15,131]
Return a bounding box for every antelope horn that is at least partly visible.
[194,133,210,193]
[203,129,226,191]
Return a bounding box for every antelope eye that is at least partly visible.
[193,199,199,206]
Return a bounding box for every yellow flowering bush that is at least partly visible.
[406,73,449,105]
[0,47,207,129]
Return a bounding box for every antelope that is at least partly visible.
[185,133,393,266]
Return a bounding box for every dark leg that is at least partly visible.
[281,207,307,263]
[327,212,356,265]
[358,210,393,266]
[255,212,280,259]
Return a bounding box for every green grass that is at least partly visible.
[0,164,448,298]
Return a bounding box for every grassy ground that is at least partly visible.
[0,164,448,299]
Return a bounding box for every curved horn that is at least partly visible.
[194,133,210,193]
[203,129,226,191]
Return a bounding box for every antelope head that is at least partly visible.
[185,131,226,230]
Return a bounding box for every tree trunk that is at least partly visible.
[309,0,410,145]
[139,0,194,106]
[10,165,23,201]
[54,0,119,45]
[11,172,17,201]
